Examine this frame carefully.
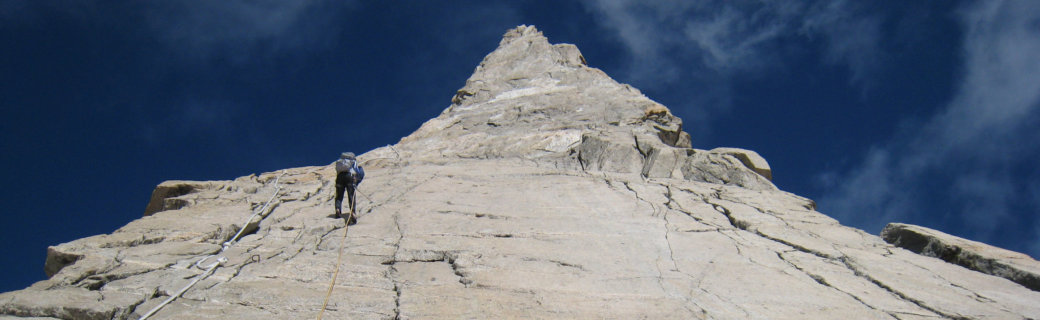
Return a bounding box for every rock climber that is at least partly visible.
[334,152,365,224]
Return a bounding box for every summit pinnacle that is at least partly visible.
[396,25,772,189]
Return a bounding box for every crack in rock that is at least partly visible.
[620,181,662,217]
[385,251,473,288]
[775,251,890,318]
[839,257,966,320]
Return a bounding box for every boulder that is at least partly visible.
[710,147,773,180]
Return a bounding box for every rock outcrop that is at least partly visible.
[3,25,1039,319]
[882,222,1040,292]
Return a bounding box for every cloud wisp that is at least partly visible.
[142,1,355,64]
[583,0,882,83]
[818,0,1040,255]
[4,1,357,64]
[580,0,884,132]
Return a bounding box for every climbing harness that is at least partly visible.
[316,199,358,320]
[138,171,286,320]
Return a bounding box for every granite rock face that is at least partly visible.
[3,25,1040,320]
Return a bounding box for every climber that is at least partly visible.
[334,152,365,225]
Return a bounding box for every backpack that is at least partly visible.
[336,158,365,186]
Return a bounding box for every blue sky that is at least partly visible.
[2,1,1038,292]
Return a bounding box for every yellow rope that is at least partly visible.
[316,199,356,319]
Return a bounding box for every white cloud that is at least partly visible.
[582,0,880,81]
[816,148,919,230]
[580,0,884,134]
[3,1,355,63]
[952,170,1015,233]
[142,1,356,63]
[932,1,1040,150]
[799,1,884,88]
[818,0,1040,252]
[581,0,691,83]
[681,4,788,73]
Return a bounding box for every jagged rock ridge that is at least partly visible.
[2,25,1039,320]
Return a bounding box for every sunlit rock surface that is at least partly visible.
[2,25,1039,320]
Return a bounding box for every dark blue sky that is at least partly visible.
[2,1,1038,292]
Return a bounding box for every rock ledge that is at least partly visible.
[882,222,1040,291]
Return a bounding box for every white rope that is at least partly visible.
[138,170,286,320]
[136,256,226,320]
[227,172,285,247]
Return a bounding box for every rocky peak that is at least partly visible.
[451,25,589,107]
[392,25,772,190]
[405,25,666,144]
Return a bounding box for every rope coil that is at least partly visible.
[138,170,286,320]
